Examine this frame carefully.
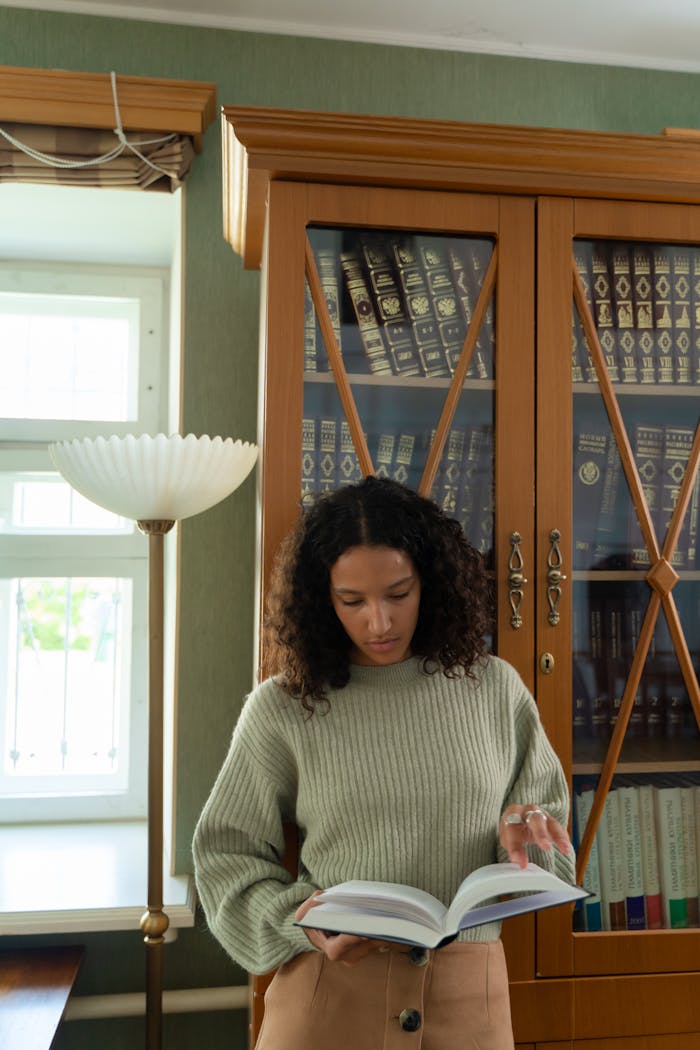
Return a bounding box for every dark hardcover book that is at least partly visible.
[316,248,344,356]
[359,235,423,377]
[588,594,609,740]
[301,417,317,496]
[671,249,692,385]
[572,427,609,569]
[392,239,451,378]
[318,417,337,493]
[392,431,416,487]
[630,423,664,568]
[593,439,624,567]
[692,252,700,385]
[374,432,396,479]
[631,245,655,384]
[339,249,394,375]
[337,420,362,487]
[303,279,318,373]
[437,428,466,516]
[417,238,469,375]
[610,244,636,384]
[652,248,675,385]
[469,424,495,563]
[468,240,496,379]
[591,244,619,383]
[661,425,695,568]
[446,240,490,379]
[572,248,592,382]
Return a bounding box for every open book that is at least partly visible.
[295,862,588,949]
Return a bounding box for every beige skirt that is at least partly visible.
[255,940,514,1050]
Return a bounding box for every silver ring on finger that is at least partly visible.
[502,812,524,826]
[524,807,547,824]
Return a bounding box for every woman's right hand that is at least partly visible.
[295,891,392,965]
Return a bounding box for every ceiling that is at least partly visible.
[5,0,700,74]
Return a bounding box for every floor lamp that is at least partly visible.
[49,433,258,1050]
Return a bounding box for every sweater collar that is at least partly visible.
[347,656,429,689]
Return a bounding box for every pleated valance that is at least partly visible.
[0,66,217,192]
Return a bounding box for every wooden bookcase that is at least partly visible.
[221,106,700,1049]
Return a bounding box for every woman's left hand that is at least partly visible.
[499,804,572,869]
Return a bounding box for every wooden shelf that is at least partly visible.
[304,372,495,390]
[573,735,700,773]
[573,382,700,397]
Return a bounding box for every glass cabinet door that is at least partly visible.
[538,199,700,977]
[304,226,495,566]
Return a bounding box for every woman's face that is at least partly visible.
[329,545,421,667]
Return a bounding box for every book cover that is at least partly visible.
[316,248,344,356]
[360,235,423,377]
[655,785,687,929]
[318,418,337,494]
[597,789,626,930]
[374,432,396,479]
[301,417,316,496]
[574,788,603,931]
[693,253,700,385]
[337,420,362,488]
[295,862,588,949]
[610,243,636,384]
[618,785,646,930]
[680,785,699,927]
[437,428,466,516]
[339,249,394,376]
[572,427,609,569]
[591,244,619,383]
[630,423,664,568]
[392,431,416,487]
[639,783,663,930]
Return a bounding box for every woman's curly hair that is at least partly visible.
[263,476,493,714]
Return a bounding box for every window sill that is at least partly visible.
[0,821,195,935]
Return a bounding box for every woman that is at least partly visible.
[193,476,574,1049]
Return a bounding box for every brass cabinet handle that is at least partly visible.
[546,529,566,626]
[508,531,527,629]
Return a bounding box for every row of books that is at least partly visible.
[573,420,699,570]
[573,241,700,386]
[574,778,700,932]
[305,233,495,380]
[573,591,699,742]
[300,417,494,555]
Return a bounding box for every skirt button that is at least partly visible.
[408,947,429,966]
[399,1008,421,1032]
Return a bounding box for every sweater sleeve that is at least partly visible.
[192,691,317,974]
[497,671,577,886]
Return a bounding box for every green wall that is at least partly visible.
[2,7,700,1048]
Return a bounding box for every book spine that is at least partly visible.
[301,417,317,496]
[639,783,663,929]
[652,247,675,385]
[392,239,451,377]
[661,425,695,569]
[618,786,646,930]
[446,240,489,379]
[468,240,496,379]
[339,250,394,375]
[609,243,635,384]
[572,427,608,569]
[574,788,603,931]
[303,279,318,373]
[572,248,592,383]
[418,238,468,375]
[470,424,494,559]
[437,428,466,516]
[392,431,416,487]
[631,244,654,384]
[630,422,664,568]
[589,593,609,741]
[597,790,627,930]
[593,439,623,566]
[591,244,619,383]
[316,248,343,355]
[671,248,692,385]
[680,785,699,928]
[360,236,423,377]
[374,432,396,479]
[337,420,362,487]
[318,418,337,493]
[655,785,687,928]
[693,254,700,385]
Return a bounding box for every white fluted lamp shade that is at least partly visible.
[48,433,258,522]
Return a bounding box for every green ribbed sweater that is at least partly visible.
[193,655,574,975]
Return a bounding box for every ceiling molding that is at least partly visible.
[4,0,700,75]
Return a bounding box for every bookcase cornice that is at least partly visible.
[222,105,700,268]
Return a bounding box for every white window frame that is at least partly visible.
[0,262,168,823]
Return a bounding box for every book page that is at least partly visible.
[445,862,577,928]
[318,880,446,929]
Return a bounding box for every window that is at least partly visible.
[0,208,174,821]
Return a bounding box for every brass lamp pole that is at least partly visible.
[49,434,258,1050]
